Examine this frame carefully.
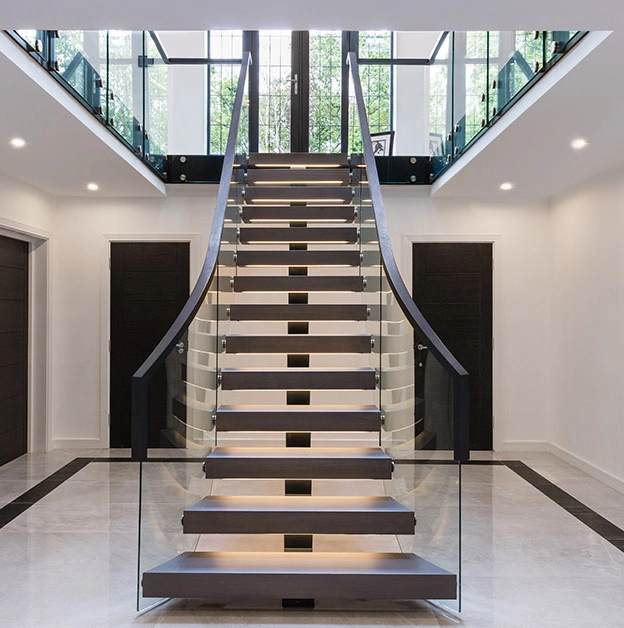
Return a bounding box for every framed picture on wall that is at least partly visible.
[371,131,395,156]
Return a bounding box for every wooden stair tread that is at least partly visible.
[239,226,358,243]
[248,153,349,168]
[225,335,372,353]
[244,186,352,203]
[236,250,361,266]
[246,168,350,185]
[241,205,355,223]
[215,404,381,431]
[233,276,364,292]
[142,552,457,600]
[228,304,368,321]
[203,446,392,479]
[220,368,376,390]
[217,403,379,412]
[183,496,415,535]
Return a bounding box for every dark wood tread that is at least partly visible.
[203,446,392,479]
[215,404,381,431]
[225,335,372,354]
[239,226,358,243]
[142,551,457,600]
[246,168,350,185]
[241,205,355,223]
[228,304,368,321]
[182,496,415,534]
[236,250,361,266]
[244,186,352,203]
[220,368,376,390]
[248,153,349,168]
[233,276,364,292]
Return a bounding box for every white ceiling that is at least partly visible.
[0,33,166,197]
[0,0,623,200]
[2,0,623,32]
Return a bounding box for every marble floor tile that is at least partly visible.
[0,449,623,628]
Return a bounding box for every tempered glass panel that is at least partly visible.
[107,31,143,147]
[429,34,452,175]
[309,31,342,153]
[389,461,461,611]
[258,31,292,153]
[55,31,104,113]
[137,76,247,605]
[353,128,461,611]
[453,31,488,151]
[545,30,573,63]
[15,30,42,53]
[489,31,542,119]
[145,34,169,158]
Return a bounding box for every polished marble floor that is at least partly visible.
[0,449,623,627]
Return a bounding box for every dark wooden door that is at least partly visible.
[412,243,493,450]
[0,235,28,466]
[110,242,189,448]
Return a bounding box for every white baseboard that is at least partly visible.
[547,443,624,495]
[51,438,102,450]
[500,440,549,452]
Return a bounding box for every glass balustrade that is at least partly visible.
[8,28,586,182]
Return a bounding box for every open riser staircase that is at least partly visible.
[141,153,457,604]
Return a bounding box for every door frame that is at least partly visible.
[402,233,502,451]
[0,219,51,454]
[100,232,201,448]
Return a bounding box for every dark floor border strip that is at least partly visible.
[0,457,94,529]
[504,461,624,553]
[394,459,504,466]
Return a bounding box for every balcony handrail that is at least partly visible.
[347,51,470,461]
[131,50,251,461]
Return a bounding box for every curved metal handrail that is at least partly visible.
[131,51,251,461]
[347,52,470,461]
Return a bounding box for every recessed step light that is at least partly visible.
[9,137,26,149]
[499,182,514,191]
[571,138,588,150]
[86,182,99,191]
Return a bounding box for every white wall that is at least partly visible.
[50,189,217,448]
[0,172,53,452]
[550,169,624,489]
[382,187,552,451]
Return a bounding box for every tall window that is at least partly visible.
[209,31,244,154]
[309,31,342,153]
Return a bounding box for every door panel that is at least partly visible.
[0,235,28,466]
[110,242,189,449]
[413,242,493,450]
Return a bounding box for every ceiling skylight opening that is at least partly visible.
[571,138,589,150]
[9,137,26,149]
[499,182,514,191]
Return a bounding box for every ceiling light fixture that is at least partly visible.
[86,182,99,191]
[9,137,26,149]
[500,182,514,191]
[571,138,588,150]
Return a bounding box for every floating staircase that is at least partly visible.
[142,153,457,604]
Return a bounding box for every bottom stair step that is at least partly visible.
[142,551,457,600]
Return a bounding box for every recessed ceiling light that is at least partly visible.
[500,182,514,191]
[571,138,588,150]
[86,182,99,191]
[10,137,26,149]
